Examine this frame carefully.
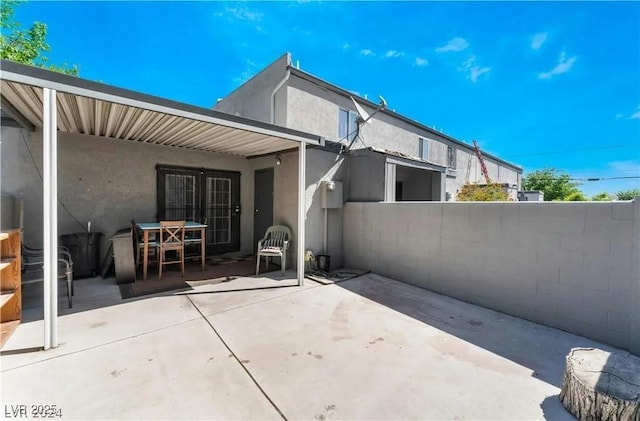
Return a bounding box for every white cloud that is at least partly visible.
[458,55,491,82]
[538,52,577,79]
[530,32,548,50]
[342,43,350,51]
[360,49,374,56]
[221,6,264,22]
[616,106,640,120]
[384,50,405,58]
[609,160,640,174]
[435,37,469,53]
[469,66,491,82]
[415,57,429,67]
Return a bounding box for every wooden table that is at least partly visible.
[136,221,207,280]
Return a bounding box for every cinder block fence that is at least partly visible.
[343,198,640,354]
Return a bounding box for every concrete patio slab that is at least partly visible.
[2,294,200,371]
[185,269,321,317]
[2,318,281,420]
[1,270,619,420]
[3,270,306,371]
[207,273,612,420]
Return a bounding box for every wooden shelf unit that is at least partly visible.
[1,229,21,347]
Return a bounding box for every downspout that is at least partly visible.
[270,66,291,124]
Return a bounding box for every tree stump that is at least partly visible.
[559,348,640,421]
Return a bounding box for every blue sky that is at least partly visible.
[11,1,640,196]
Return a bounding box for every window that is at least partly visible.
[418,137,429,160]
[338,108,358,143]
[447,146,456,169]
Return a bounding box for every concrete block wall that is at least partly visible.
[343,200,640,354]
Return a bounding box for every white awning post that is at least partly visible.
[43,88,58,349]
[297,143,306,286]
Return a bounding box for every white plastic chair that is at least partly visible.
[256,225,291,276]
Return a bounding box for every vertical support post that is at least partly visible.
[297,143,306,286]
[384,161,396,202]
[43,88,58,349]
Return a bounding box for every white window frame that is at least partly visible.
[338,108,358,143]
[447,145,457,169]
[418,137,429,160]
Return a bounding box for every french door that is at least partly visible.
[157,165,241,254]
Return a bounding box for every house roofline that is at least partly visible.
[288,65,522,172]
[213,52,291,109]
[0,59,324,146]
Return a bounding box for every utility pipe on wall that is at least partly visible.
[270,66,290,124]
[323,207,328,254]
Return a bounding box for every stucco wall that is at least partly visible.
[213,53,289,125]
[348,152,386,202]
[304,148,346,268]
[249,153,299,268]
[255,147,346,269]
[1,125,345,272]
[285,76,521,200]
[1,126,255,261]
[343,200,640,354]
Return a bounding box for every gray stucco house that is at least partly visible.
[212,53,522,266]
[1,53,521,272]
[214,53,522,204]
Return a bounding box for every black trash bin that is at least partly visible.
[60,232,103,278]
[316,254,331,272]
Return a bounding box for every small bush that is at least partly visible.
[616,188,640,200]
[456,183,509,201]
[563,191,588,201]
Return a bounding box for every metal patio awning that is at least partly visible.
[0,60,309,350]
[0,60,324,156]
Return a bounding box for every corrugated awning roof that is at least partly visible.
[0,60,324,157]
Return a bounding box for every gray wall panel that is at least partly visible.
[343,200,640,354]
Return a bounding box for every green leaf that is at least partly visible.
[1,0,79,76]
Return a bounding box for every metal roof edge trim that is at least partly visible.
[0,60,323,147]
[385,155,447,173]
[288,66,521,172]
[366,145,446,170]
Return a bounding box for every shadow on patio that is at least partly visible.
[20,257,296,324]
[334,272,618,389]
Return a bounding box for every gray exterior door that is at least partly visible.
[253,168,274,252]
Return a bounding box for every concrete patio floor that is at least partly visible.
[1,270,616,419]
